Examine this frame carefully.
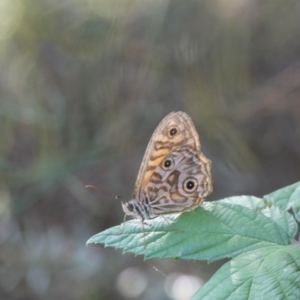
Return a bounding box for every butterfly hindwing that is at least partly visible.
[140,145,212,215]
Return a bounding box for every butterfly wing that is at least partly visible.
[142,147,212,215]
[133,111,212,211]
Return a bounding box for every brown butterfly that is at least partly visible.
[122,111,212,221]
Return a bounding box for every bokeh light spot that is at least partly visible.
[116,267,148,298]
[165,272,204,300]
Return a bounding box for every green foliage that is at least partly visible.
[87,182,300,299]
[192,245,300,300]
[264,181,300,222]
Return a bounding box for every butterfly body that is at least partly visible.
[122,111,212,221]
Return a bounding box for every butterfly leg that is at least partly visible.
[116,214,127,235]
[161,215,173,225]
[141,220,146,249]
[160,215,184,233]
[142,221,153,227]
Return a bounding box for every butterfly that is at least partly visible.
[122,111,212,221]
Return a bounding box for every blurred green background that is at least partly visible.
[1,0,300,299]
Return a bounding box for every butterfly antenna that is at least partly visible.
[85,185,127,203]
[85,184,108,192]
[115,194,126,204]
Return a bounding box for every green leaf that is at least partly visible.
[264,181,300,222]
[217,196,297,239]
[218,195,266,210]
[261,207,298,241]
[87,200,292,261]
[192,244,300,300]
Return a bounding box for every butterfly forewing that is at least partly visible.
[133,112,201,200]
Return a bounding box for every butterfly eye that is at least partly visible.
[161,156,174,171]
[168,126,178,137]
[127,203,134,212]
[183,177,198,193]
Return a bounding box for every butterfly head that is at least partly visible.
[122,199,153,221]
